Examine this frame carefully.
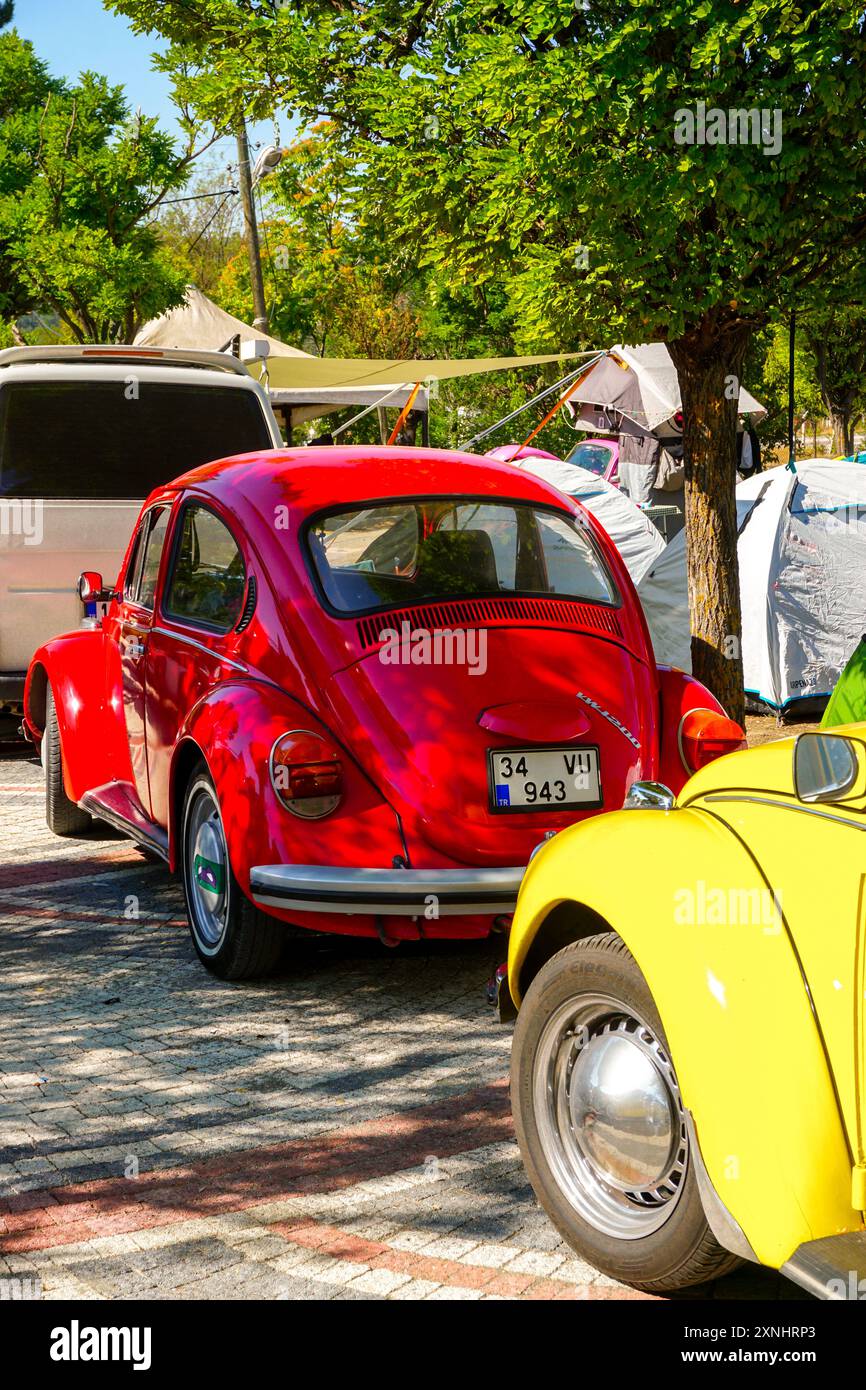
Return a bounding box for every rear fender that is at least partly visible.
[508,808,858,1270]
[169,680,405,886]
[656,665,728,793]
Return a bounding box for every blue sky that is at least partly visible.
[13,0,282,167]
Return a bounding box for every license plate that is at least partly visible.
[488,746,602,812]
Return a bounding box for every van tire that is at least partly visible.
[44,684,92,836]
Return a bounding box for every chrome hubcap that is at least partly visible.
[186,785,229,951]
[533,993,688,1238]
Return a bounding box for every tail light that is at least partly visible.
[269,730,343,819]
[678,708,747,773]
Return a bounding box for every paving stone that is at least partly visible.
[0,749,804,1303]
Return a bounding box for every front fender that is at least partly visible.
[24,631,124,801]
[170,680,405,890]
[508,808,859,1270]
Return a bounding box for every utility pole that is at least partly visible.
[235,119,269,334]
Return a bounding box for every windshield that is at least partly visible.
[0,380,273,499]
[565,442,614,476]
[307,498,619,614]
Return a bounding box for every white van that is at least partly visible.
[0,345,283,714]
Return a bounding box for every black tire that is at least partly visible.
[44,684,92,836]
[180,761,282,980]
[511,932,741,1293]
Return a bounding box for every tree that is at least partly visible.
[0,30,63,320]
[747,322,823,453]
[107,1,866,721]
[0,29,224,341]
[801,305,866,456]
[0,4,14,30]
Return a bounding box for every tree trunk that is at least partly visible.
[669,318,753,727]
[828,405,854,457]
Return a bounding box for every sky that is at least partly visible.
[12,0,282,172]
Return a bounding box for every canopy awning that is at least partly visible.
[249,350,595,393]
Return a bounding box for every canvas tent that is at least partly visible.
[564,342,765,437]
[638,460,866,712]
[135,286,430,428]
[494,450,666,587]
[135,285,310,360]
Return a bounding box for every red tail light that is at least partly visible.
[678,708,747,773]
[270,730,343,819]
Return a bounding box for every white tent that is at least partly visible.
[638,460,866,711]
[496,450,666,587]
[565,342,765,436]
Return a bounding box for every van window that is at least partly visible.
[0,381,273,499]
[164,505,246,631]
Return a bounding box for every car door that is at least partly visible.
[114,505,172,812]
[144,500,249,828]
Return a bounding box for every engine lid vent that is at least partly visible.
[355,595,623,650]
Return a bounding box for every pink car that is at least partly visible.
[564,437,620,484]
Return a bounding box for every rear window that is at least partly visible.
[307,499,618,614]
[0,380,273,499]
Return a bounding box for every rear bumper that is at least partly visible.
[249,864,525,916]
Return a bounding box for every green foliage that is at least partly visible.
[0,30,190,340]
[745,323,822,451]
[115,2,866,461]
[108,0,866,355]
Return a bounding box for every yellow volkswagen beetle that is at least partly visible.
[502,728,866,1298]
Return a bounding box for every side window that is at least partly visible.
[137,510,171,610]
[123,507,169,609]
[164,504,246,632]
[123,526,146,602]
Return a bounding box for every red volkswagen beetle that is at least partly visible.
[23,446,744,978]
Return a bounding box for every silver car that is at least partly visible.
[0,345,282,717]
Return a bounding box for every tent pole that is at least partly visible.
[459,355,605,450]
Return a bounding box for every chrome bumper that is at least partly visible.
[249,863,525,916]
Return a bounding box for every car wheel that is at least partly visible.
[44,683,92,836]
[181,763,282,980]
[511,932,741,1293]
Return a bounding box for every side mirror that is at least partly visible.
[78,571,113,604]
[793,732,864,804]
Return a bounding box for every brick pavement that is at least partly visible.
[0,750,810,1301]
